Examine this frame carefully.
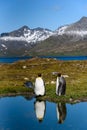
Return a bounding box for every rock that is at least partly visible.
[24,77,29,81]
[22,65,27,69]
[51,81,56,84]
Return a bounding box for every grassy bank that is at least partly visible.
[0,58,87,103]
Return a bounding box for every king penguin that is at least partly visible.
[34,73,45,96]
[56,73,66,96]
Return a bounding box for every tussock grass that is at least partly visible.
[0,58,87,102]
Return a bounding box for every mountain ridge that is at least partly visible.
[0,16,87,56]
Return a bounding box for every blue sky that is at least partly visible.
[0,0,87,33]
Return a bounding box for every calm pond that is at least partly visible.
[0,95,87,130]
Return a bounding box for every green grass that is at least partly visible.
[0,58,87,102]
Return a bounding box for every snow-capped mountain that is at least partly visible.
[0,16,87,57]
[55,16,87,37]
[1,16,87,45]
[0,26,53,56]
[28,16,87,56]
[0,26,53,44]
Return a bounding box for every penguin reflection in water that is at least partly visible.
[56,103,67,124]
[34,99,46,122]
[34,73,45,97]
[56,73,66,96]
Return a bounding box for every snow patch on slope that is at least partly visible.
[0,28,53,44]
[23,29,53,43]
[1,44,7,50]
[55,25,87,37]
[64,30,87,36]
[55,26,68,35]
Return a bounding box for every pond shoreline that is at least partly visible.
[0,92,87,104]
[0,58,87,103]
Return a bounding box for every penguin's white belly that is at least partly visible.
[35,78,45,96]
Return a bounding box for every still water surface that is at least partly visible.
[0,56,87,63]
[0,95,87,130]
